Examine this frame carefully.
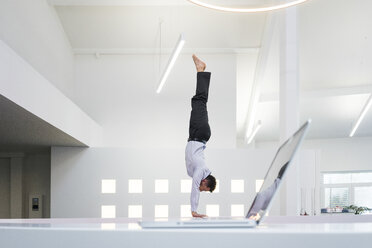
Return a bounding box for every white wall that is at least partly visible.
[73,53,236,149]
[236,52,258,139]
[51,147,272,218]
[304,138,372,172]
[51,52,323,218]
[51,146,316,218]
[257,137,372,172]
[0,0,75,99]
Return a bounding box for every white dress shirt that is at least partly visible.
[185,141,211,213]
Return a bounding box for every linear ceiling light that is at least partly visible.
[187,0,309,13]
[156,34,185,94]
[349,94,372,137]
[247,120,262,144]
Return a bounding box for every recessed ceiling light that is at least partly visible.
[187,0,310,13]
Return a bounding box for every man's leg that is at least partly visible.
[188,55,211,143]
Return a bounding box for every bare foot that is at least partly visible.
[192,54,206,72]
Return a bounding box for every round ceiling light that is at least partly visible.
[187,0,310,13]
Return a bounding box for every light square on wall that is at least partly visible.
[155,179,169,193]
[101,205,116,218]
[155,205,168,218]
[256,179,264,193]
[181,179,192,193]
[231,179,244,193]
[180,205,192,217]
[128,179,143,193]
[206,204,219,217]
[231,204,245,217]
[128,205,142,218]
[101,179,116,194]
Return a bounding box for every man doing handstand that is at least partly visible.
[185,54,217,218]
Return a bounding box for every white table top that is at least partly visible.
[1,217,371,248]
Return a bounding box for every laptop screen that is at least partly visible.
[246,120,310,224]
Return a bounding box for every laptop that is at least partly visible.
[139,120,311,228]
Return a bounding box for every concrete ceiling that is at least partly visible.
[0,95,86,153]
[51,0,372,142]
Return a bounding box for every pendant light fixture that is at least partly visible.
[156,34,185,94]
[187,0,310,13]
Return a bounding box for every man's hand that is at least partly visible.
[248,213,261,221]
[192,211,208,218]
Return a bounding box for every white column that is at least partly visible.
[279,6,300,216]
[10,156,23,218]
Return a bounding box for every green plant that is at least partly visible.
[344,205,372,215]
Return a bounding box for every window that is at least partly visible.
[231,204,245,217]
[321,171,372,209]
[155,179,169,193]
[323,173,351,184]
[354,186,372,208]
[231,180,244,193]
[352,172,372,183]
[101,179,116,194]
[324,187,349,208]
[206,204,219,217]
[101,205,116,218]
[128,179,142,193]
[128,205,142,218]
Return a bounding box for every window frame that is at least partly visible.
[321,170,372,208]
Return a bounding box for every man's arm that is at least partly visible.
[190,171,207,218]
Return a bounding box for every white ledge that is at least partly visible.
[0,40,102,147]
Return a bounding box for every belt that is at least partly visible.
[188,138,207,144]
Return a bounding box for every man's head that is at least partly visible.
[199,174,217,193]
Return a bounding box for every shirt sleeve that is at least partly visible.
[190,170,203,213]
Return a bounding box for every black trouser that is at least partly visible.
[188,72,211,143]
